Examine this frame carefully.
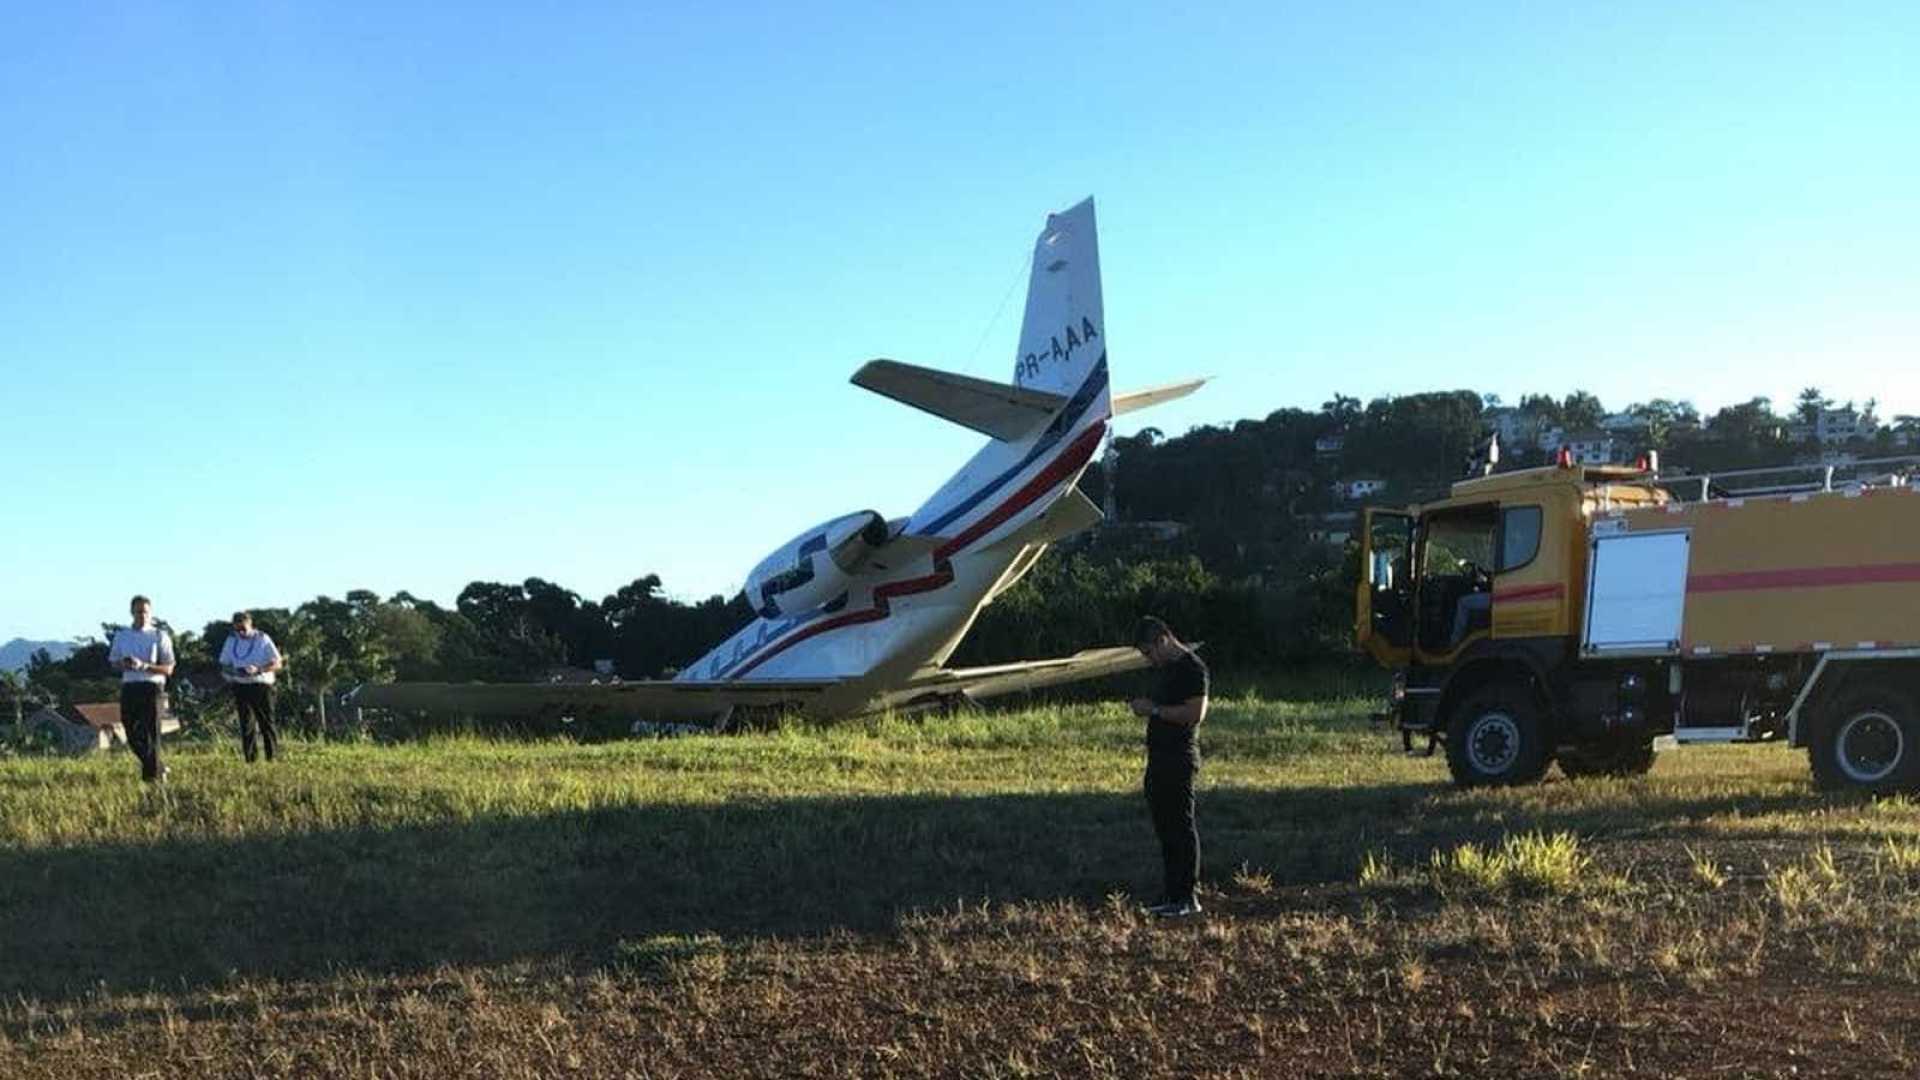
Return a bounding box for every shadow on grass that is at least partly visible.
[0,777,1834,1004]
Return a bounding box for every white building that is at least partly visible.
[1486,407,1546,450]
[1547,431,1620,466]
[1791,406,1880,445]
[1331,478,1388,500]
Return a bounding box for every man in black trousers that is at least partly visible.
[219,611,284,762]
[107,595,176,784]
[1129,616,1210,917]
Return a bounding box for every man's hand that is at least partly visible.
[1129,697,1155,718]
[119,656,143,672]
[243,664,259,676]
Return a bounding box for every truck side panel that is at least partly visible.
[1615,486,1920,654]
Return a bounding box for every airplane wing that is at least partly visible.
[852,359,1068,441]
[349,679,840,723]
[879,646,1150,710]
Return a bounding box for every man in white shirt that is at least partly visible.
[106,595,176,783]
[219,611,284,762]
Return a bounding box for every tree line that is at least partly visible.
[6,384,1910,734]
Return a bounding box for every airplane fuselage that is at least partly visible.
[680,356,1112,713]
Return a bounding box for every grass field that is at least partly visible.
[4,684,1919,1078]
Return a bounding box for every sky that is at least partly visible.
[3,1,1916,643]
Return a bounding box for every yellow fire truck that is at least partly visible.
[1356,455,1920,792]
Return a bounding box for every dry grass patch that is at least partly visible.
[5,690,1920,1076]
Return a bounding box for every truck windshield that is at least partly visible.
[1419,504,1498,652]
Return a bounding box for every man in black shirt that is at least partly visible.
[1129,615,1209,917]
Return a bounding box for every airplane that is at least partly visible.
[353,197,1205,727]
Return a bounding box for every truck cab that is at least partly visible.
[1358,455,1920,794]
[1356,463,1672,785]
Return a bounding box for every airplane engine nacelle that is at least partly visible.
[745,510,891,618]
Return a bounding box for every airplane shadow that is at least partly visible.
[0,778,1833,1006]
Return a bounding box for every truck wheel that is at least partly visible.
[1558,738,1657,779]
[1809,691,1920,795]
[1445,686,1552,787]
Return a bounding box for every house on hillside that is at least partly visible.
[20,702,178,755]
[1313,434,1345,456]
[1541,430,1622,466]
[1600,412,1649,435]
[1330,478,1387,501]
[1129,520,1189,542]
[1485,407,1547,450]
[1788,406,1879,445]
[1304,510,1358,546]
[542,665,624,685]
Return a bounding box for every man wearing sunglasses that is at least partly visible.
[1128,616,1210,918]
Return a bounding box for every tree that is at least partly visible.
[1796,387,1831,427]
[1561,391,1605,431]
[0,669,34,728]
[26,640,113,706]
[1344,390,1486,491]
[1629,398,1699,451]
[1714,397,1776,437]
[296,592,396,690]
[371,605,444,680]
[1516,394,1564,428]
[1319,395,1362,425]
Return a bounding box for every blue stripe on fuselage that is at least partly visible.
[917,356,1108,536]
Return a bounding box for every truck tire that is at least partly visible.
[1809,690,1920,795]
[1445,685,1552,787]
[1558,737,1657,779]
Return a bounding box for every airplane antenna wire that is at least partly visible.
[961,250,1028,374]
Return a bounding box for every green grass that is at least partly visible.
[4,690,1919,1077]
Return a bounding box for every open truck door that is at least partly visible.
[1356,508,1414,666]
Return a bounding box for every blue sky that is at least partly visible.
[3,1,1916,642]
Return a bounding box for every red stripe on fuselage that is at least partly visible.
[728,421,1108,677]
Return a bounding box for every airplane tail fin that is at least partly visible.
[1012,198,1110,414]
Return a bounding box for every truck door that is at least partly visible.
[1357,509,1414,666]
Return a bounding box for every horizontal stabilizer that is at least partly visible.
[853,359,1068,441]
[1112,378,1208,417]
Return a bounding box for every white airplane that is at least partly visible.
[356,198,1205,725]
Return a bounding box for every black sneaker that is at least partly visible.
[1155,899,1202,918]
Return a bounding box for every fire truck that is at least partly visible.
[1356,453,1920,792]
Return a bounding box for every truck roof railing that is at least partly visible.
[1655,454,1920,502]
